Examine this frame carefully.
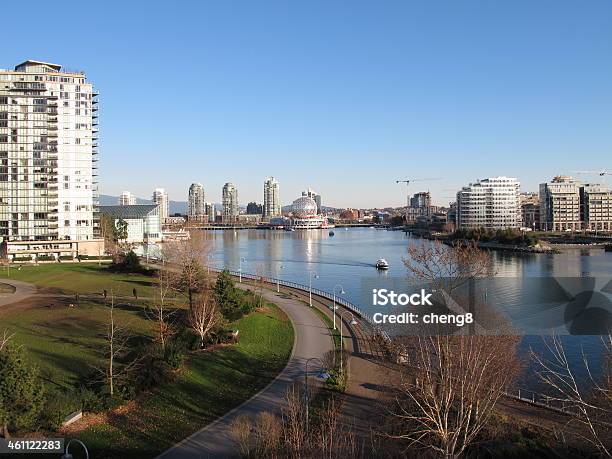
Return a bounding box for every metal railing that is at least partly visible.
[503,387,579,415]
[151,261,575,416]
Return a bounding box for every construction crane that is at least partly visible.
[396,178,443,217]
[573,170,612,177]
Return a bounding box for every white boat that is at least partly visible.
[375,258,389,270]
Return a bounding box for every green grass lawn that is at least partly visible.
[76,303,294,459]
[2,263,158,297]
[0,264,295,458]
[2,299,153,389]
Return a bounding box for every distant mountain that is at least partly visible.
[99,194,189,215]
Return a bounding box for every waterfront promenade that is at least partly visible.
[156,285,334,459]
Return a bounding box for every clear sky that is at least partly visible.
[3,0,612,208]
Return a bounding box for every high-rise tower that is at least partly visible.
[263,177,281,219]
[0,60,99,243]
[222,182,239,222]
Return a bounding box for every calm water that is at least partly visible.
[200,227,611,388]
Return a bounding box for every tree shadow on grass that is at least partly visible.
[29,347,96,386]
[93,347,283,457]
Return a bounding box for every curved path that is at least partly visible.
[156,284,334,459]
[0,278,37,307]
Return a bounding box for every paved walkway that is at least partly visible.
[0,278,37,307]
[156,284,334,459]
[276,285,394,440]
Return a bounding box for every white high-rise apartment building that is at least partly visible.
[152,188,169,222]
[263,176,281,219]
[222,182,239,222]
[188,183,205,219]
[0,60,99,245]
[456,177,520,229]
[119,191,136,206]
[539,176,581,232]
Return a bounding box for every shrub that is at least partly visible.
[0,344,45,435]
[36,255,56,262]
[135,355,174,390]
[78,387,110,413]
[163,341,185,370]
[39,390,80,431]
[108,250,148,274]
[174,328,203,352]
[12,256,31,262]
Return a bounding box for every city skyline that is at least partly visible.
[3,1,611,208]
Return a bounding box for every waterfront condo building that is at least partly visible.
[410,191,431,208]
[539,176,581,232]
[580,183,612,232]
[456,177,520,229]
[0,60,103,260]
[119,191,136,206]
[263,176,281,219]
[188,182,205,220]
[222,182,239,223]
[152,188,169,222]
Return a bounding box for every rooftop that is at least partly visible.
[100,205,159,219]
[15,60,62,71]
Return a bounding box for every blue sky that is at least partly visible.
[3,0,612,207]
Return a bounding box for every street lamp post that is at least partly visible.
[276,264,284,292]
[338,311,358,373]
[332,284,346,330]
[239,257,246,283]
[308,271,319,307]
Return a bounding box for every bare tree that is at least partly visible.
[254,411,282,458]
[229,414,253,458]
[163,231,211,309]
[315,396,343,458]
[390,335,520,457]
[95,294,139,396]
[188,295,220,349]
[404,240,494,294]
[147,266,177,352]
[531,334,612,456]
[254,263,267,309]
[0,330,13,352]
[282,383,308,457]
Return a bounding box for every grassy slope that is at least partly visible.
[2,299,153,389]
[1,264,295,458]
[3,263,158,297]
[77,304,294,459]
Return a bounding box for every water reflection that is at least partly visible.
[194,227,611,387]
